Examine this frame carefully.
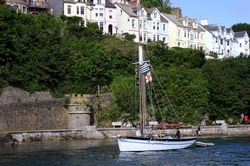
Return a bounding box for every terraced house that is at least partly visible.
[161,8,205,50]
[63,0,116,34]
[115,1,168,43]
[3,0,249,58]
[4,0,48,13]
[201,20,250,59]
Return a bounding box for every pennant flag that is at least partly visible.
[145,71,152,83]
[140,62,150,74]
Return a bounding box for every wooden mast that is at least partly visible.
[136,0,146,134]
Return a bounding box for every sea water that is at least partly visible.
[0,137,249,166]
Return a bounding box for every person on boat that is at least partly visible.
[196,126,201,136]
[175,128,180,139]
[136,123,141,137]
[240,113,244,124]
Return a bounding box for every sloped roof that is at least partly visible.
[146,7,157,14]
[234,31,247,38]
[161,13,183,27]
[116,3,137,17]
[203,25,220,31]
[226,28,232,33]
[160,15,168,23]
[105,0,116,8]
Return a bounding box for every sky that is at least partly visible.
[170,0,250,27]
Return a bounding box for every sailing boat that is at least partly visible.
[117,46,197,152]
[118,0,196,152]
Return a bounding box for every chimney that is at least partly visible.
[200,19,208,25]
[171,7,182,18]
[130,0,137,9]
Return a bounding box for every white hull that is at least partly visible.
[118,137,196,152]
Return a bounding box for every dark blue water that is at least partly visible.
[0,137,250,166]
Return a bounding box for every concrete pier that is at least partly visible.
[0,124,249,144]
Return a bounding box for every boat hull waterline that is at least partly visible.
[118,137,197,152]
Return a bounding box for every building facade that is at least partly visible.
[161,8,205,50]
[115,2,168,43]
[201,20,250,58]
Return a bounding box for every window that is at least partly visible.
[163,24,165,31]
[132,19,135,28]
[143,20,146,29]
[227,40,229,45]
[77,6,79,14]
[141,10,144,17]
[100,22,104,31]
[100,8,103,17]
[184,31,186,38]
[157,35,159,41]
[157,22,159,30]
[140,33,142,42]
[221,39,223,45]
[153,22,155,30]
[153,35,155,41]
[109,10,112,19]
[143,33,146,41]
[154,13,157,19]
[95,8,98,17]
[140,20,142,28]
[67,5,71,14]
[81,6,84,15]
[191,34,194,40]
[163,37,165,43]
[97,0,101,4]
[240,43,242,47]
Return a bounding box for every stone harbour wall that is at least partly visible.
[0,99,69,131]
[11,126,105,142]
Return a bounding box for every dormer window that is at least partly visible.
[97,0,101,4]
[141,10,144,17]
[154,13,157,19]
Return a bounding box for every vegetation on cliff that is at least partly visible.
[0,5,249,125]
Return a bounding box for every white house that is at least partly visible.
[91,0,117,34]
[115,2,168,43]
[161,8,205,49]
[64,0,90,26]
[146,8,168,43]
[202,24,228,59]
[201,20,250,58]
[63,0,116,34]
[234,31,250,56]
[198,23,214,57]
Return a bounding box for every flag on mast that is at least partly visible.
[140,62,150,74]
[145,71,152,83]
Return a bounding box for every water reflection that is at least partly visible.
[0,137,249,166]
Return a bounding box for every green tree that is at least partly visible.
[202,57,250,123]
[232,23,250,37]
[141,0,171,13]
[106,75,137,123]
[155,66,209,124]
